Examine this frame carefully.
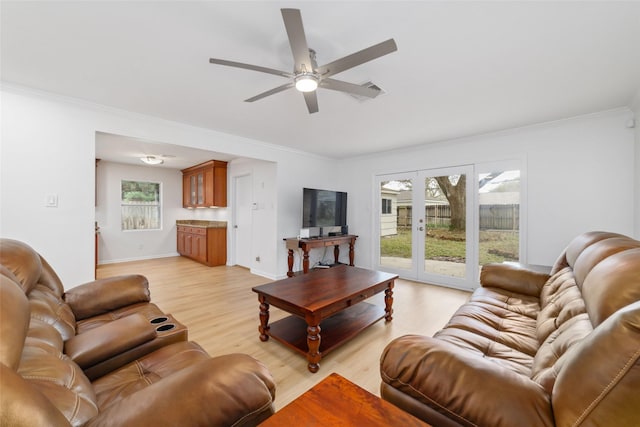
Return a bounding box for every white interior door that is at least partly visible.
[233,174,252,268]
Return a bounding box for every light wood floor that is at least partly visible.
[97,256,470,409]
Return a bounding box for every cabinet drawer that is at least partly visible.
[192,227,207,235]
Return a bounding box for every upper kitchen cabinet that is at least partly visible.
[181,160,227,208]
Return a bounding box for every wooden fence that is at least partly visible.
[121,202,161,230]
[397,204,519,230]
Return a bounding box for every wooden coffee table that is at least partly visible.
[252,266,398,373]
[259,373,430,426]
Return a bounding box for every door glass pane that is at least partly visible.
[197,173,204,204]
[190,175,196,205]
[379,180,413,270]
[479,170,520,267]
[424,174,466,278]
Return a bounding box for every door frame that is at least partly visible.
[374,165,478,291]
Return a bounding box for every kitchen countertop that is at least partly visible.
[176,220,227,228]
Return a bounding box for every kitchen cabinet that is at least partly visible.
[176,222,227,267]
[181,160,227,208]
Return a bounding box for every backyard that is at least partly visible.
[380,228,519,265]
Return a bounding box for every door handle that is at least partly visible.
[418,226,424,231]
[234,225,238,229]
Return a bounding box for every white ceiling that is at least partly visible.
[2,1,640,163]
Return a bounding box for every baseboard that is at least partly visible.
[98,252,179,265]
[249,268,279,281]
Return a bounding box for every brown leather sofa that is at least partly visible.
[380,231,640,426]
[0,238,276,426]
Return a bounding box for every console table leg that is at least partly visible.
[306,323,321,373]
[258,295,270,341]
[303,250,310,273]
[287,249,294,277]
[348,241,355,266]
[384,282,394,322]
[334,245,339,265]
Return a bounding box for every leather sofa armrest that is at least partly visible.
[64,275,151,320]
[64,313,156,370]
[381,335,554,426]
[85,353,275,427]
[480,262,550,297]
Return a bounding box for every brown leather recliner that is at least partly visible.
[0,238,276,426]
[380,231,640,426]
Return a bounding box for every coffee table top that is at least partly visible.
[259,373,429,426]
[252,266,398,312]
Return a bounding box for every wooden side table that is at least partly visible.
[259,373,429,426]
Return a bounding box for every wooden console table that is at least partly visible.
[284,235,357,277]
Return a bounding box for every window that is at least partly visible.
[382,198,392,214]
[121,180,161,230]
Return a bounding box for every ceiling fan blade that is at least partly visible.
[244,82,295,102]
[303,91,319,114]
[320,78,382,98]
[209,58,293,79]
[281,8,313,73]
[317,39,397,78]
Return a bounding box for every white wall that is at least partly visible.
[1,86,335,286]
[345,108,637,268]
[95,161,187,263]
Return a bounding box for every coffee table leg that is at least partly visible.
[384,281,394,321]
[306,323,321,373]
[258,295,270,341]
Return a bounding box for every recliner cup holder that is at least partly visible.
[150,316,169,324]
[156,324,175,332]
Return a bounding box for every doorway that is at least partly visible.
[376,166,475,289]
[376,162,522,290]
[233,174,252,268]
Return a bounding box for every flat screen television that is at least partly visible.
[302,188,347,229]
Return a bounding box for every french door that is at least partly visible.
[376,165,476,290]
[376,162,522,290]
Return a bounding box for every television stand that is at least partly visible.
[284,235,358,277]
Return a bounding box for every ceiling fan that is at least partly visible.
[209,8,397,114]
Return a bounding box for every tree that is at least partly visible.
[434,175,466,231]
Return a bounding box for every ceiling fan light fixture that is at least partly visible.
[294,73,319,92]
[140,155,164,165]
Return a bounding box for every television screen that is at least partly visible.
[303,188,347,228]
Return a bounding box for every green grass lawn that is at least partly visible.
[380,228,519,265]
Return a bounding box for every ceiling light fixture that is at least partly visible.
[140,156,164,165]
[294,73,319,92]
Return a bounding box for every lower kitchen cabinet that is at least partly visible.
[177,225,226,266]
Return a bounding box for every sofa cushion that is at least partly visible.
[553,300,640,426]
[0,271,30,369]
[19,321,99,426]
[89,345,276,427]
[28,284,76,340]
[436,297,539,357]
[581,247,640,326]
